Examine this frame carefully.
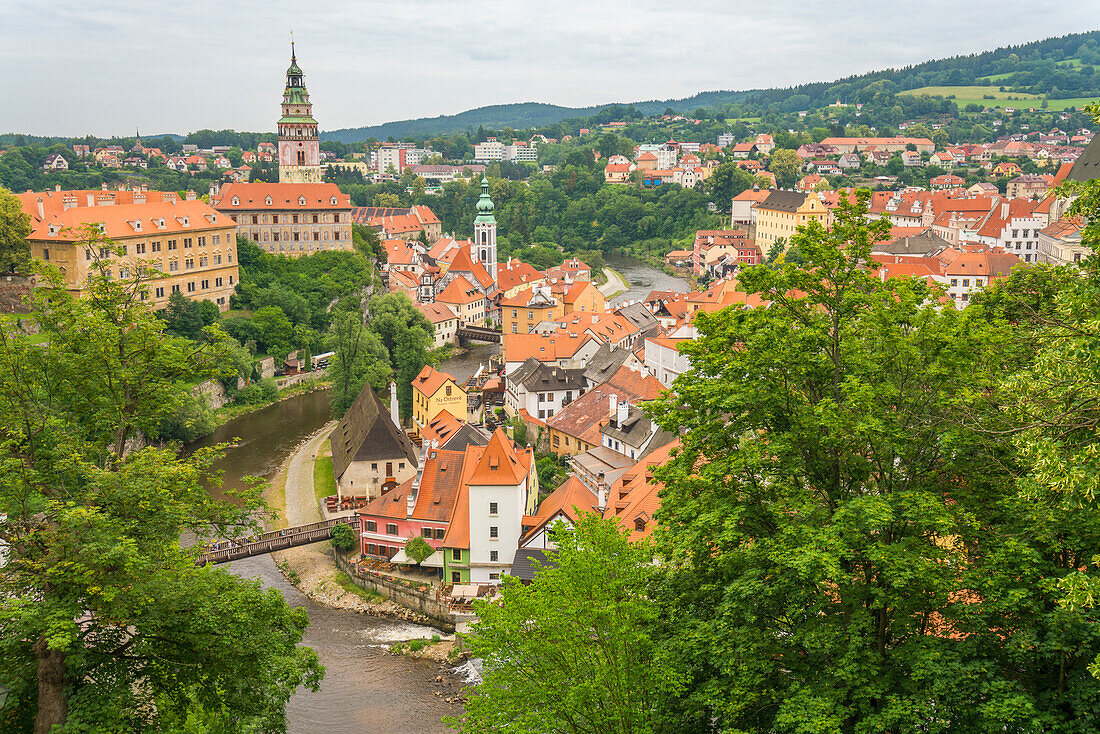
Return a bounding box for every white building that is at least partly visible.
[466,431,538,583]
[644,325,696,387]
[474,138,505,162]
[718,133,735,148]
[504,358,586,421]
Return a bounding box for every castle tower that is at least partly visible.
[473,176,498,283]
[278,41,322,183]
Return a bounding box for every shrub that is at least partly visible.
[330,523,357,553]
[405,535,435,564]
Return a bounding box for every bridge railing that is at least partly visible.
[195,516,357,566]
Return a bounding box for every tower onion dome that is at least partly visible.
[474,176,496,223]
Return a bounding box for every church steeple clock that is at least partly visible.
[278,40,322,183]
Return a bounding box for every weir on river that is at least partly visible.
[184,254,686,733]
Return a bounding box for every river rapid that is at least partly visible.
[183,254,686,732]
[189,391,460,734]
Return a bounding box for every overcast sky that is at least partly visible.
[1,1,1095,138]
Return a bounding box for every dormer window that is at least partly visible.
[232,196,240,206]
[298,196,306,206]
[265,196,273,206]
[330,196,337,205]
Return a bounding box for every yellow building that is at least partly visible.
[412,365,467,436]
[17,188,239,311]
[553,279,605,316]
[501,286,558,339]
[753,190,831,249]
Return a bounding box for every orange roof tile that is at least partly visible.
[467,428,529,486]
[412,364,460,398]
[212,182,351,209]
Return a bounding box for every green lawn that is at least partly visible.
[899,85,1094,111]
[314,453,336,502]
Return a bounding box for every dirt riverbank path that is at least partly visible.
[283,422,335,527]
[598,267,628,299]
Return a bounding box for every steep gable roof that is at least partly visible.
[468,428,528,486]
[330,385,419,481]
[412,364,460,398]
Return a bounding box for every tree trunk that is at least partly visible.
[33,636,68,734]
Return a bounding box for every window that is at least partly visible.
[272,215,279,224]
[371,463,378,470]
[452,571,461,583]
[168,239,177,250]
[489,502,498,516]
[366,520,377,532]
[434,529,445,540]
[489,573,500,580]
[489,526,498,539]
[490,550,498,562]
[512,309,517,318]
[950,278,957,286]
[186,282,196,293]
[386,523,398,536]
[962,279,969,287]
[155,287,164,298]
[445,385,452,396]
[451,548,462,561]
[635,518,646,532]
[42,248,49,261]
[422,527,433,538]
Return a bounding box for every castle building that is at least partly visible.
[278,42,322,184]
[17,188,238,311]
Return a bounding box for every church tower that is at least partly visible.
[278,41,322,183]
[473,176,498,283]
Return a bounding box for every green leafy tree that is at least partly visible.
[0,226,322,732]
[705,162,754,207]
[451,514,662,734]
[331,522,357,553]
[326,309,392,418]
[767,148,801,188]
[404,535,434,564]
[648,192,1100,731]
[0,185,33,273]
[365,292,434,419]
[251,305,295,358]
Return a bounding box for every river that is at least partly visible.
[604,251,690,306]
[189,391,460,734]
[183,254,683,732]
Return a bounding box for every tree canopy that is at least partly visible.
[0,227,323,732]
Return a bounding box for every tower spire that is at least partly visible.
[290,30,296,63]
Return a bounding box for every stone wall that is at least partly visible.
[193,379,230,410]
[0,274,38,315]
[335,552,456,632]
[257,356,276,380]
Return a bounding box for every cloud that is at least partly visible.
[0,0,1095,136]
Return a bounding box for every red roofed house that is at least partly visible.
[411,365,467,437]
[545,365,665,455]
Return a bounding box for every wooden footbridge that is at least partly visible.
[195,516,357,566]
[456,325,502,343]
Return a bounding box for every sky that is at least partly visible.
[1,1,1096,138]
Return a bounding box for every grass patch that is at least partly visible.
[313,452,336,503]
[335,571,385,602]
[899,86,1095,112]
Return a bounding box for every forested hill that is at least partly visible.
[323,30,1100,142]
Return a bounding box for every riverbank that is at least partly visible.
[212,376,331,430]
[263,422,443,628]
[598,267,629,298]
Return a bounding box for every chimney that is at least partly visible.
[54,184,60,192]
[100,182,108,191]
[389,381,400,428]
[617,399,629,427]
[1001,202,1009,219]
[36,198,44,219]
[608,393,618,422]
[596,472,608,512]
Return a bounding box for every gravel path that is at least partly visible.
[598,267,629,298]
[270,422,439,625]
[283,422,335,526]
